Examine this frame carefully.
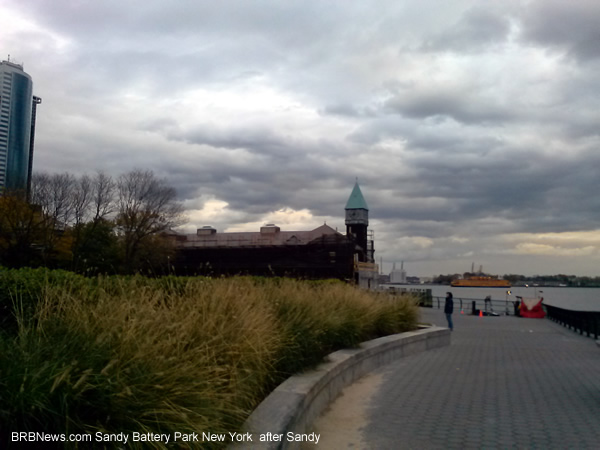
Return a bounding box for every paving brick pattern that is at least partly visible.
[319,308,600,449]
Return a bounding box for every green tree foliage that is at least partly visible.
[433,273,460,284]
[0,192,46,267]
[71,219,120,275]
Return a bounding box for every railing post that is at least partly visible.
[547,305,600,341]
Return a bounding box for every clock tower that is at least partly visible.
[345,181,371,262]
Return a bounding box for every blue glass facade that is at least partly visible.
[0,60,34,192]
[5,72,32,191]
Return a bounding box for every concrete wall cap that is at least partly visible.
[230,325,450,450]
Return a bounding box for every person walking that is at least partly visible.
[444,292,454,331]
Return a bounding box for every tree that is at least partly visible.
[32,171,116,228]
[72,219,120,275]
[89,171,116,223]
[30,172,119,271]
[31,172,77,229]
[134,232,177,275]
[71,172,117,271]
[10,169,185,273]
[30,173,81,267]
[0,193,46,267]
[72,174,92,228]
[115,169,185,272]
[433,273,461,284]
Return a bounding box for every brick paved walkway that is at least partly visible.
[309,307,600,449]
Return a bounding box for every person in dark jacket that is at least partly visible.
[444,292,454,331]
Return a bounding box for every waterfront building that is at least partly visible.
[390,261,407,283]
[171,182,379,286]
[345,180,373,263]
[0,59,41,193]
[345,181,378,288]
[172,223,357,279]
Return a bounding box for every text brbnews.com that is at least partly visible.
[12,431,321,445]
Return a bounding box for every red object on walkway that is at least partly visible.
[479,310,483,317]
[520,297,546,319]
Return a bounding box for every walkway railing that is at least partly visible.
[385,287,433,307]
[432,296,517,316]
[431,296,600,340]
[544,304,600,339]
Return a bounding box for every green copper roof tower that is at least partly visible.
[345,180,371,262]
[345,181,369,210]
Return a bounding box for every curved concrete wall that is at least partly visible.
[230,326,450,449]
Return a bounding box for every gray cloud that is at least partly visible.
[520,0,600,62]
[422,6,512,53]
[384,88,514,124]
[5,0,600,276]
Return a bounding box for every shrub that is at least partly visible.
[0,271,418,449]
[0,267,90,333]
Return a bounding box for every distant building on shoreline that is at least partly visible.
[390,261,407,283]
[170,182,379,287]
[0,58,41,194]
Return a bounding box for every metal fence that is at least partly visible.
[385,287,433,307]
[544,304,600,339]
[432,296,518,316]
[429,296,600,340]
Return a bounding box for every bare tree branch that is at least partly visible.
[116,169,185,270]
[91,171,115,222]
[73,174,92,227]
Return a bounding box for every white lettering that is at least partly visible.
[229,432,253,442]
[175,432,202,442]
[201,432,223,442]
[12,432,67,442]
[10,431,67,442]
[132,432,170,443]
[95,432,129,445]
[286,432,320,444]
[260,432,283,442]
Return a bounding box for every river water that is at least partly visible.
[392,284,600,312]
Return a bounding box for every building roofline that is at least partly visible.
[1,59,24,70]
[345,181,369,210]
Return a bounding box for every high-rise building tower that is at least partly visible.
[0,58,40,193]
[345,181,373,262]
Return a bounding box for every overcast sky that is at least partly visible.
[3,0,600,277]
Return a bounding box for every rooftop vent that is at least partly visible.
[197,226,217,236]
[260,224,280,234]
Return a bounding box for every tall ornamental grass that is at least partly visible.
[0,270,419,449]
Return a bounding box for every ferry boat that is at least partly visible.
[451,276,511,288]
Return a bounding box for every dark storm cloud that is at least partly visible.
[14,0,347,102]
[152,130,344,217]
[168,125,289,157]
[520,0,600,62]
[372,144,600,239]
[384,88,514,124]
[5,0,600,275]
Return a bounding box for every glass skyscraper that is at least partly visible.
[0,59,40,193]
